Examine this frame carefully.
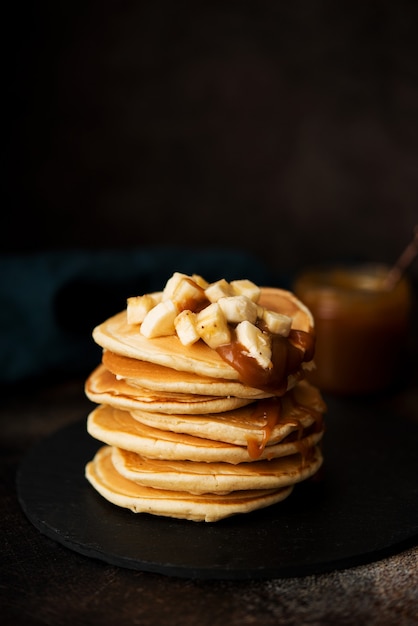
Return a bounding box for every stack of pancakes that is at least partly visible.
[85,275,326,522]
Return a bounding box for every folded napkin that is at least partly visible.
[0,247,278,385]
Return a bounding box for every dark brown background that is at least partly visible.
[5,1,418,278]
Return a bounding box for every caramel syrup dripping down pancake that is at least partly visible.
[126,380,325,450]
[87,402,324,464]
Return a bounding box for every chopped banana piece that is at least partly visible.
[172,277,207,312]
[218,295,258,324]
[196,302,231,349]
[256,304,265,318]
[140,300,178,338]
[191,274,209,289]
[231,279,261,302]
[126,293,161,324]
[235,320,272,369]
[204,279,234,303]
[161,272,189,301]
[262,309,292,336]
[174,310,200,346]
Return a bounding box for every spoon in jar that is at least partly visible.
[383,225,418,290]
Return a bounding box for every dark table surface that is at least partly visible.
[2,374,418,626]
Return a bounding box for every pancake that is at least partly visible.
[85,364,252,414]
[92,287,315,384]
[84,273,326,522]
[102,350,272,399]
[111,445,323,494]
[129,380,325,447]
[87,403,324,464]
[86,445,294,522]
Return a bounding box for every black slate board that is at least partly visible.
[16,395,418,580]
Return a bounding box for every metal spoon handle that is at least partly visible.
[384,225,418,290]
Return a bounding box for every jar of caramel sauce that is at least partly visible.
[294,264,412,394]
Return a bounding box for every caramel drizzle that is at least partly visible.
[217,329,315,395]
[217,317,318,459]
[245,388,324,462]
[246,397,282,460]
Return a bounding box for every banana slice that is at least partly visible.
[235,320,272,369]
[140,300,178,338]
[261,309,292,336]
[204,279,235,303]
[174,310,200,346]
[161,272,189,301]
[218,295,258,324]
[196,302,231,349]
[230,279,261,302]
[172,276,207,312]
[126,293,161,325]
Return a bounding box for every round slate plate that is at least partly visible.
[17,395,418,580]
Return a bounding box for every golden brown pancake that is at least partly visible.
[102,350,272,399]
[111,445,323,494]
[85,446,294,522]
[129,380,325,447]
[85,364,252,414]
[86,402,324,464]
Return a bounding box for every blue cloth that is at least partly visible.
[0,247,280,385]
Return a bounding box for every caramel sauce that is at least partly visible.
[216,323,318,460]
[246,397,282,460]
[245,387,324,461]
[217,328,315,395]
[294,265,411,394]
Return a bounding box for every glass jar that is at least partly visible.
[294,264,412,394]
